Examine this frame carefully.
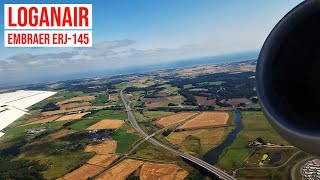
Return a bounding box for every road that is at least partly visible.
[291,156,314,180]
[120,88,236,180]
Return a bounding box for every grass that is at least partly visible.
[131,141,180,161]
[166,127,233,156]
[183,84,194,89]
[158,84,180,94]
[110,128,140,153]
[93,92,109,106]
[20,150,94,179]
[199,81,225,86]
[67,119,102,130]
[0,121,67,146]
[114,82,127,89]
[134,111,175,122]
[90,110,127,120]
[217,111,290,171]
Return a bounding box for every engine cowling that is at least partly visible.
[256,0,320,156]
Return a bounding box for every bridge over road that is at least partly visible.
[120,88,236,180]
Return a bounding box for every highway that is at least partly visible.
[120,88,236,180]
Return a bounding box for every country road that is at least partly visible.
[120,88,236,180]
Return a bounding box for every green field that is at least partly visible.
[20,149,93,179]
[67,119,101,130]
[218,111,290,170]
[199,81,225,86]
[158,84,180,94]
[0,121,67,147]
[134,111,175,122]
[90,110,127,120]
[93,92,109,106]
[183,84,194,89]
[110,128,140,153]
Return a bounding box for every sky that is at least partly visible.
[0,0,303,86]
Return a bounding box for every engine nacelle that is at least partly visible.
[257,0,320,156]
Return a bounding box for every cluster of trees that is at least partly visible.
[0,157,47,180]
[56,79,127,93]
[125,84,166,98]
[170,72,256,100]
[179,89,198,106]
[41,102,60,112]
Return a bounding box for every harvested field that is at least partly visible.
[47,96,64,101]
[155,112,199,128]
[42,109,67,116]
[42,106,107,116]
[140,162,188,180]
[87,154,120,168]
[55,112,90,121]
[56,96,95,105]
[85,139,117,154]
[179,112,229,130]
[195,96,215,106]
[95,159,144,180]
[63,164,104,180]
[22,115,61,126]
[87,119,124,130]
[59,102,91,110]
[109,94,119,101]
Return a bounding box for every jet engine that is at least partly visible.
[256,0,320,156]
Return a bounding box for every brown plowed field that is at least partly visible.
[179,112,229,130]
[109,94,119,101]
[195,96,215,106]
[140,162,188,180]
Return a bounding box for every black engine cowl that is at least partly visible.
[257,0,320,156]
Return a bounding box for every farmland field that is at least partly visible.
[110,128,140,153]
[55,112,91,121]
[87,119,124,130]
[167,127,233,155]
[56,96,96,105]
[218,111,291,171]
[86,154,119,168]
[85,139,117,155]
[22,115,61,126]
[140,162,188,180]
[179,112,229,130]
[63,164,104,180]
[155,112,199,127]
[134,111,175,122]
[195,96,215,106]
[95,159,144,180]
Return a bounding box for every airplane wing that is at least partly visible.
[0,90,56,137]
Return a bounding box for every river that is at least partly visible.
[190,110,243,179]
[202,109,243,164]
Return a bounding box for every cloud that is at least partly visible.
[80,39,135,58]
[8,51,79,62]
